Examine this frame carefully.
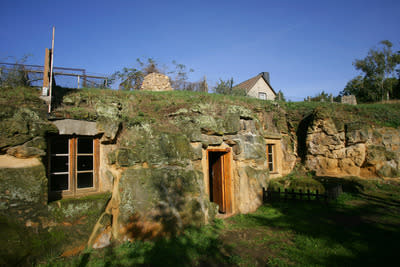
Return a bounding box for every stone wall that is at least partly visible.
[140,73,173,91]
[341,95,357,105]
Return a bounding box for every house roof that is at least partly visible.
[233,73,277,95]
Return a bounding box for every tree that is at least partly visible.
[112,58,162,91]
[213,77,247,96]
[342,40,400,102]
[169,60,194,90]
[214,78,234,95]
[305,91,333,102]
[113,58,195,91]
[137,57,160,75]
[184,76,209,92]
[112,66,144,91]
[0,55,33,87]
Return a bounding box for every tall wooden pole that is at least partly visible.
[48,26,55,113]
[42,48,50,95]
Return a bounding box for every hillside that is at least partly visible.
[0,86,399,266]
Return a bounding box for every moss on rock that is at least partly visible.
[0,165,47,207]
[119,167,206,231]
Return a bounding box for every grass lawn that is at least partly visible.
[38,177,400,266]
[223,177,400,266]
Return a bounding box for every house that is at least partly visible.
[233,72,276,100]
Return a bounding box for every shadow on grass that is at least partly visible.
[75,225,234,267]
[245,184,400,267]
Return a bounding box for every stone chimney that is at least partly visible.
[260,72,270,84]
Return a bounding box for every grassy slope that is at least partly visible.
[1,86,399,129]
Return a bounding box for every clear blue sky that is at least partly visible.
[1,0,399,100]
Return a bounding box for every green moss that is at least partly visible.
[222,113,241,134]
[269,171,325,194]
[0,165,47,205]
[0,215,67,266]
[119,167,204,229]
[48,193,111,222]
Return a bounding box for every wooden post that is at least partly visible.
[83,70,87,88]
[307,189,310,200]
[42,48,51,95]
[48,26,55,113]
[284,189,288,201]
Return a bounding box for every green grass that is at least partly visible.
[284,101,400,128]
[223,178,400,266]
[37,223,236,267]
[38,178,400,267]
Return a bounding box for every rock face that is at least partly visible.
[97,104,283,242]
[140,73,173,91]
[304,108,400,177]
[1,87,399,263]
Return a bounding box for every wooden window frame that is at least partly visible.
[266,144,277,173]
[48,135,100,199]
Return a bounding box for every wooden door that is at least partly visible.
[211,153,226,213]
[223,152,231,213]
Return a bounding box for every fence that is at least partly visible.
[263,185,343,202]
[0,62,109,88]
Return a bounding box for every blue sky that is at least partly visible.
[1,0,399,100]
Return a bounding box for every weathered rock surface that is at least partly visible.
[1,87,399,264]
[304,108,400,177]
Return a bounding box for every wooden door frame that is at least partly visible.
[207,147,233,214]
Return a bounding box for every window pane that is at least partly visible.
[77,172,93,188]
[267,144,274,171]
[51,156,69,172]
[269,162,273,171]
[77,156,93,171]
[50,174,69,191]
[51,138,68,154]
[78,138,93,153]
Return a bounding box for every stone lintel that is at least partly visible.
[53,119,98,136]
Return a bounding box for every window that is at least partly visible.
[267,144,275,172]
[49,136,99,198]
[258,92,267,100]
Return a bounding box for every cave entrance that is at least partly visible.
[208,148,232,214]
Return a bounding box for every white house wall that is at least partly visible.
[247,78,275,100]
